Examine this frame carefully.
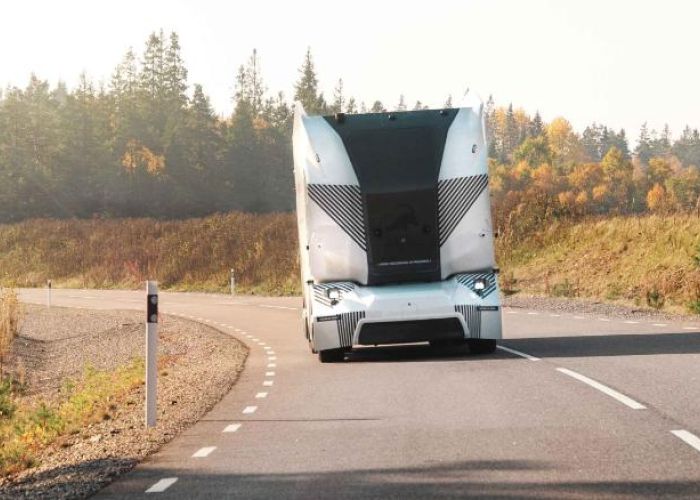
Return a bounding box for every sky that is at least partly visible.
[2,0,700,142]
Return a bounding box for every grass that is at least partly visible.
[0,212,300,295]
[498,214,700,313]
[0,358,145,477]
[2,212,700,313]
[0,289,22,377]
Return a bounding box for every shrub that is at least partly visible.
[646,287,665,310]
[0,289,22,377]
[551,279,576,297]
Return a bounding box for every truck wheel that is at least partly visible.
[319,348,347,363]
[468,339,497,354]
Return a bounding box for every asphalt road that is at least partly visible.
[19,288,700,499]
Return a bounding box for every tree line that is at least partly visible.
[1,30,699,225]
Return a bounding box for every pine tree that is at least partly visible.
[164,32,188,107]
[396,94,407,111]
[635,123,653,164]
[294,48,324,114]
[331,78,345,113]
[346,97,358,114]
[234,49,266,116]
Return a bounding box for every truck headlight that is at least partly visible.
[474,278,488,293]
[326,288,341,304]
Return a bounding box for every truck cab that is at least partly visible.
[293,96,501,362]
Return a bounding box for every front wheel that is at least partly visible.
[467,339,497,354]
[318,348,347,363]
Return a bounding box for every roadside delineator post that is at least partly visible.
[47,279,52,308]
[146,281,158,428]
[230,268,236,296]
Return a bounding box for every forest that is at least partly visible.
[1,30,700,229]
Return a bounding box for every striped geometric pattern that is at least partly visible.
[455,305,481,338]
[312,282,355,307]
[455,271,498,298]
[337,311,365,347]
[308,184,366,250]
[437,174,489,246]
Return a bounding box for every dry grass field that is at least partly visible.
[1,212,699,313]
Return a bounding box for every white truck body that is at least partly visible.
[293,96,501,360]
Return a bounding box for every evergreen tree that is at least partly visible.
[370,100,386,113]
[330,78,345,113]
[635,123,653,164]
[294,48,324,114]
[234,49,266,116]
[345,97,358,114]
[396,94,407,111]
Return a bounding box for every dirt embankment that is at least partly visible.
[0,305,247,499]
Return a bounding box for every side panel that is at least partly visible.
[293,108,369,285]
[438,104,497,278]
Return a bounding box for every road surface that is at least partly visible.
[19,289,700,499]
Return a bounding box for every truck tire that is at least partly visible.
[467,339,497,354]
[319,348,347,363]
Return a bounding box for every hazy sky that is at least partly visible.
[3,0,699,141]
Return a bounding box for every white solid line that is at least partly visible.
[145,477,178,493]
[255,392,268,398]
[242,406,258,414]
[259,304,297,310]
[263,380,274,386]
[653,323,668,327]
[683,326,698,331]
[556,367,646,409]
[267,363,276,368]
[223,423,242,433]
[192,446,216,458]
[624,320,639,324]
[265,371,275,376]
[671,430,700,453]
[497,345,541,361]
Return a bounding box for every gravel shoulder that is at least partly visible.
[503,293,700,322]
[0,305,247,499]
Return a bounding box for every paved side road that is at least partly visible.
[19,289,700,499]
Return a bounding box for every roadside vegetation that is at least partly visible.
[496,215,700,314]
[0,212,299,295]
[0,359,143,476]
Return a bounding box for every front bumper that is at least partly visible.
[309,272,502,351]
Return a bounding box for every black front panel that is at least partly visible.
[325,110,457,285]
[358,318,464,345]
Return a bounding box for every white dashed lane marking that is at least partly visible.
[527,312,539,315]
[671,430,700,453]
[263,380,274,387]
[242,406,258,414]
[557,367,646,410]
[265,371,275,376]
[268,356,277,361]
[267,363,277,368]
[624,321,639,324]
[497,345,541,361]
[223,423,242,433]
[653,323,668,327]
[192,446,216,458]
[255,392,268,399]
[683,326,698,331]
[145,477,178,493]
[573,316,585,320]
[598,318,610,322]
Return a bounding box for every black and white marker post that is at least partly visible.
[47,279,52,308]
[146,281,158,428]
[230,268,236,296]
